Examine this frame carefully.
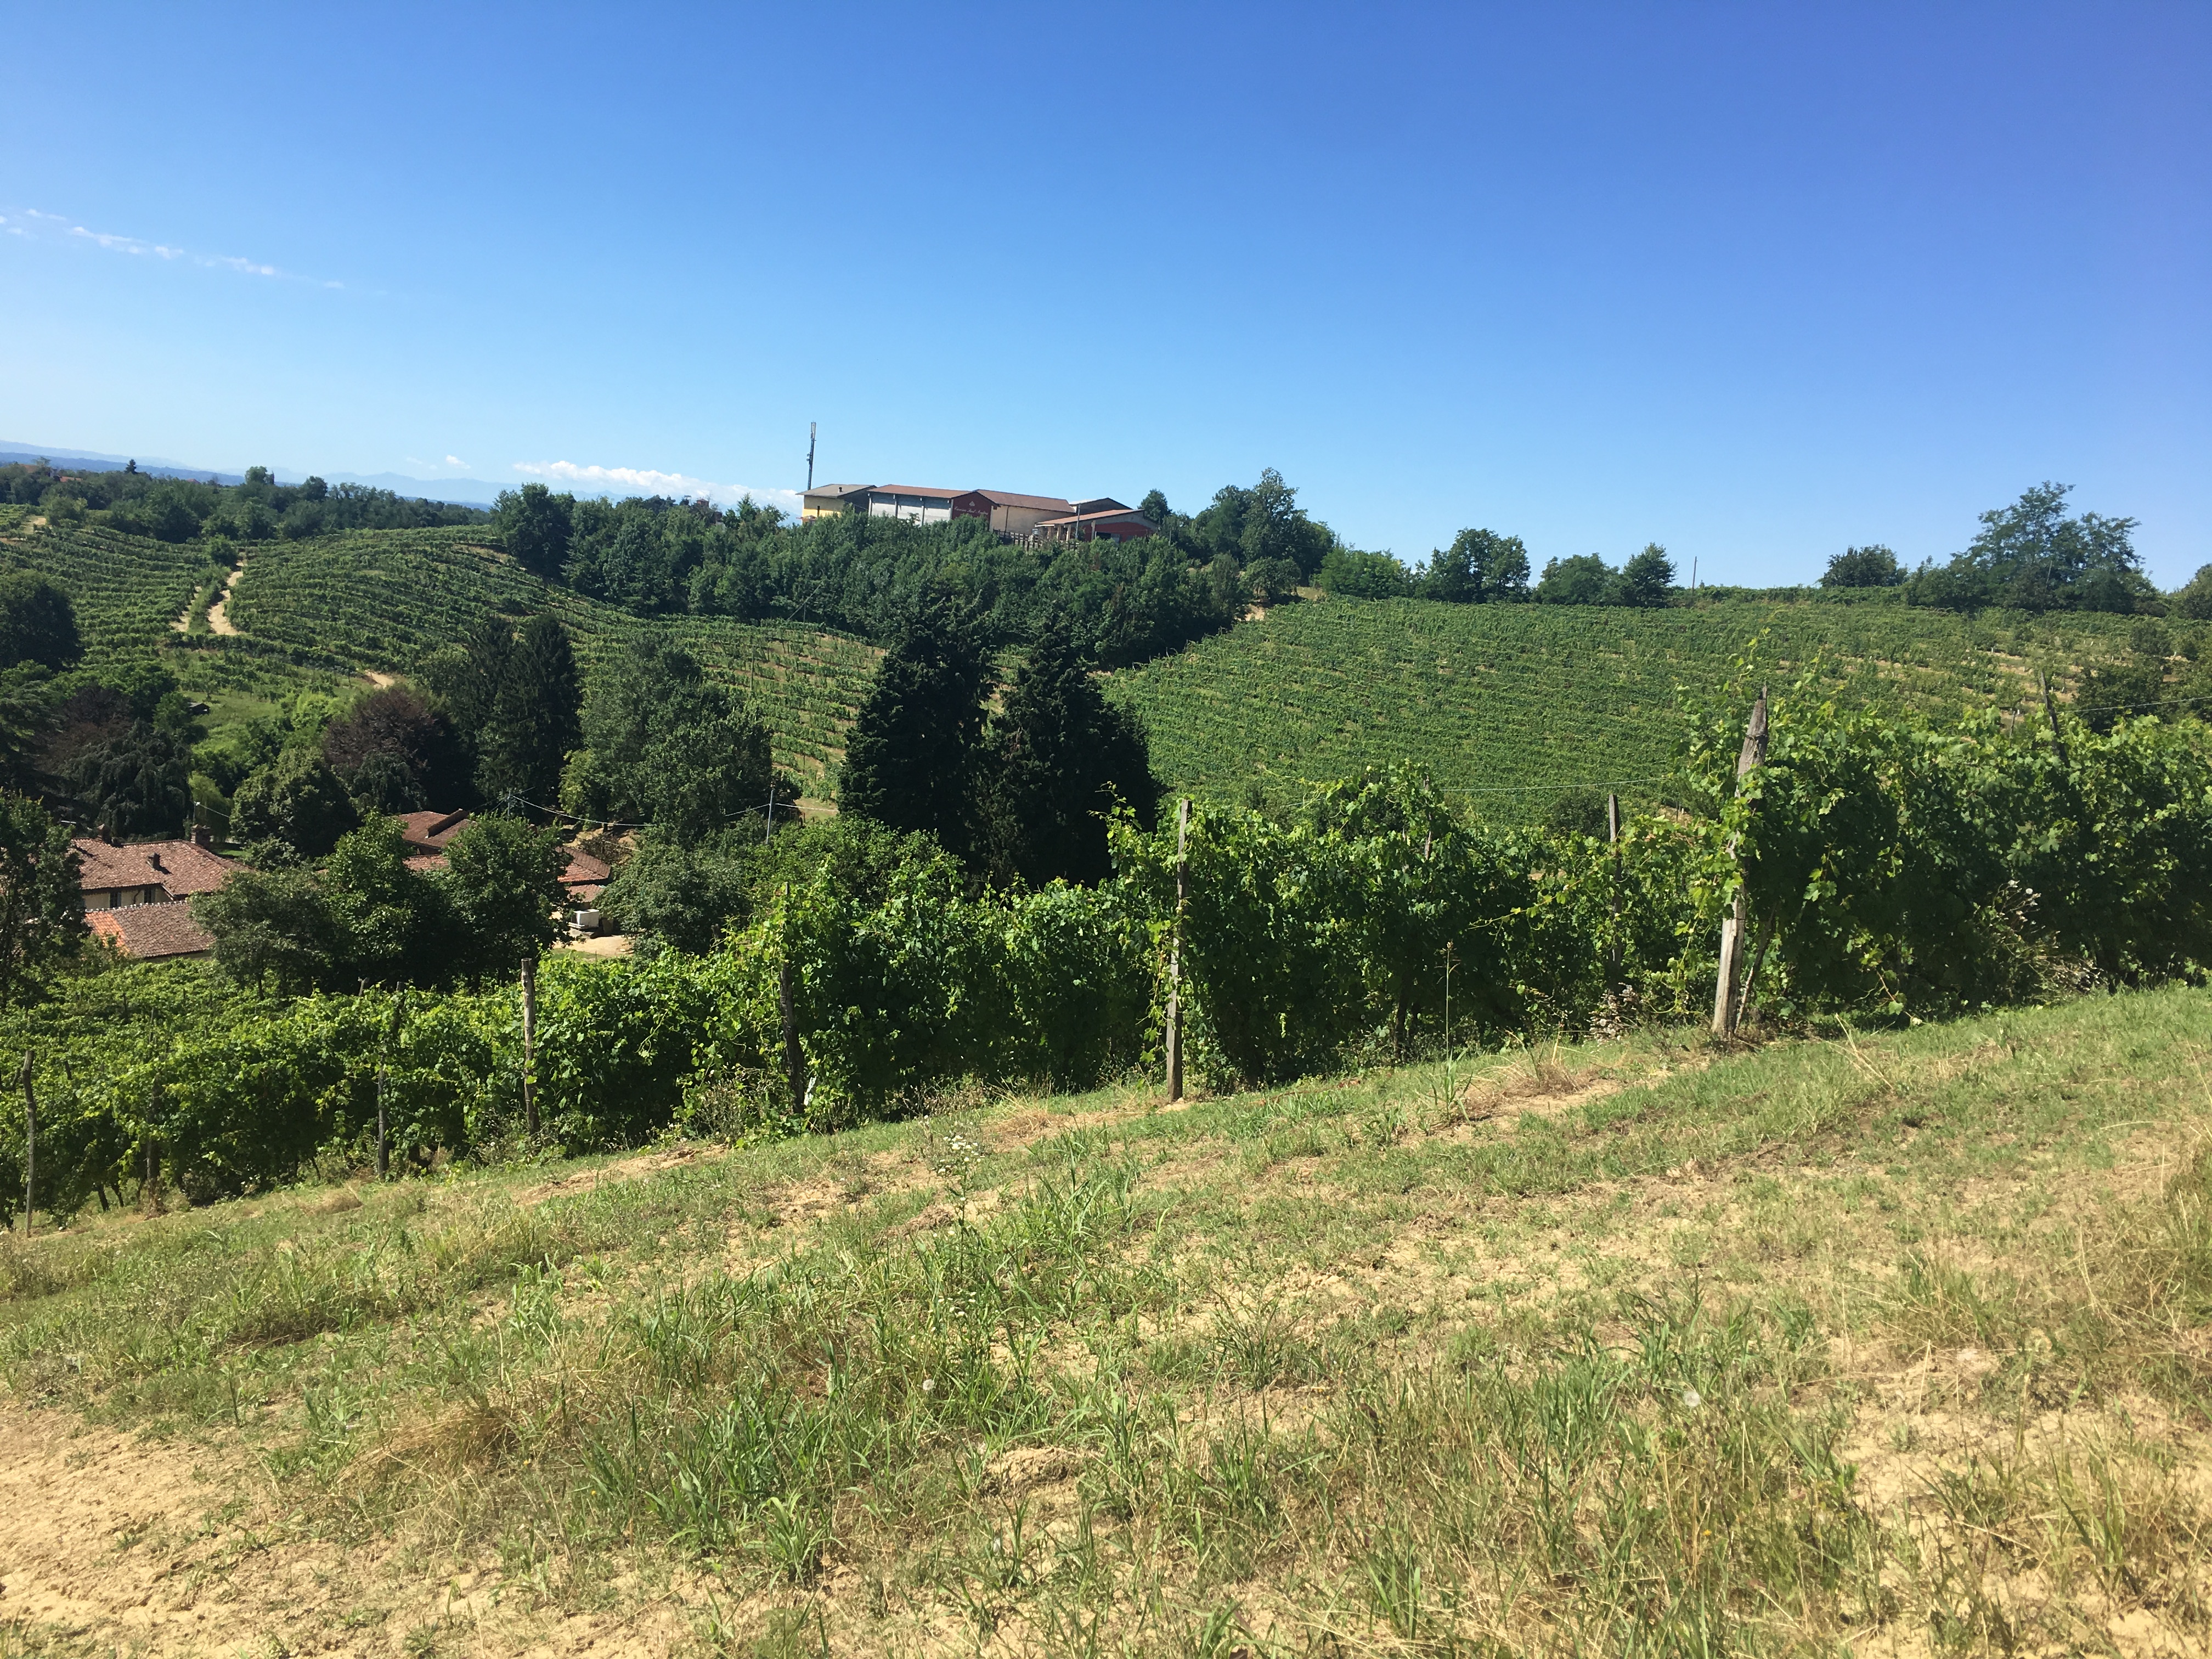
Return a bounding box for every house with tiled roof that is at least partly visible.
[87,901,215,962]
[394,811,613,901]
[799,483,1154,542]
[73,833,237,911]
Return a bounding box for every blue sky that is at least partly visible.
[3,2,2206,585]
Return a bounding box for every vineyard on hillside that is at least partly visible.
[7,515,2173,808]
[1,522,881,789]
[219,529,881,786]
[0,520,223,656]
[1108,594,2146,812]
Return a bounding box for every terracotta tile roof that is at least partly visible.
[975,490,1076,514]
[72,838,236,898]
[396,809,471,852]
[404,847,608,884]
[87,901,216,961]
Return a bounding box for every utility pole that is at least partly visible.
[764,778,779,846]
[1165,798,1190,1102]
[805,422,816,493]
[1711,690,1769,1038]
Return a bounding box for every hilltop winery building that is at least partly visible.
[800,484,1154,543]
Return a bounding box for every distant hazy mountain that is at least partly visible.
[1,443,502,507]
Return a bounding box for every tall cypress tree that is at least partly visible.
[838,595,991,861]
[980,614,1161,887]
[477,614,582,810]
[446,615,515,736]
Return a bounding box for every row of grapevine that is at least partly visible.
[217,529,883,787]
[0,522,221,656]
[1109,595,2157,814]
[8,696,2209,1215]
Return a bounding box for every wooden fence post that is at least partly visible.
[520,955,539,1138]
[18,1052,34,1238]
[1166,798,1190,1103]
[1712,690,1770,1038]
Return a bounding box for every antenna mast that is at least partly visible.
[805,422,816,493]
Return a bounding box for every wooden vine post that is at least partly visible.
[1711,689,1769,1038]
[2039,672,2073,772]
[375,989,409,1180]
[1165,797,1190,1103]
[778,884,806,1116]
[142,1084,162,1216]
[18,1052,35,1238]
[520,954,539,1138]
[1605,791,1623,988]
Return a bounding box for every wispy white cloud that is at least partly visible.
[2,206,341,287]
[444,454,467,469]
[513,460,801,515]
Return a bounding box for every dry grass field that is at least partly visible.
[3,986,2210,1657]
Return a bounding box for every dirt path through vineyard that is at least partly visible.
[205,558,245,634]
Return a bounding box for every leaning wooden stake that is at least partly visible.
[1165,798,1190,1103]
[520,955,539,1138]
[1712,690,1770,1038]
[2039,672,2073,773]
[18,1052,35,1238]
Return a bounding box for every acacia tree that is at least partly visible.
[494,483,575,580]
[231,749,359,856]
[1821,545,1903,588]
[1425,528,1531,603]
[441,811,569,978]
[561,637,783,844]
[1909,482,2151,612]
[0,792,84,1008]
[0,573,82,670]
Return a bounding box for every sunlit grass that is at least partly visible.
[4,988,2210,1654]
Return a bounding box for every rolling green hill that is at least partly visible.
[3,522,880,790]
[1107,592,2151,813]
[5,516,2175,809]
[0,520,225,657]
[221,528,881,784]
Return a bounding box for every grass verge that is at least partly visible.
[3,988,2210,1655]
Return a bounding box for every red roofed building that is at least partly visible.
[72,834,237,911]
[397,809,472,855]
[396,811,611,897]
[799,483,1154,543]
[87,901,216,962]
